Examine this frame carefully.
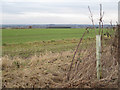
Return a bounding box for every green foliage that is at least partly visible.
[2,43,7,46]
[13,61,20,68]
[51,39,56,42]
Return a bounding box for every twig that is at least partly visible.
[110,20,113,31]
[99,4,104,35]
[99,4,102,35]
[88,6,96,35]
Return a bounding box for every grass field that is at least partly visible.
[2,28,95,58]
[2,28,113,58]
[2,28,96,44]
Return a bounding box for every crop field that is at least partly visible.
[2,28,97,58]
[2,28,114,58]
[2,28,118,88]
[2,28,96,44]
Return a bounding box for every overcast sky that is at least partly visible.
[0,0,119,24]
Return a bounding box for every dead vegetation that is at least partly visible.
[2,51,73,88]
[2,38,118,88]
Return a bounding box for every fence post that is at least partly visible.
[96,35,101,79]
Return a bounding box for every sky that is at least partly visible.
[0,0,119,24]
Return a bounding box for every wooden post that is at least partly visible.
[96,35,101,79]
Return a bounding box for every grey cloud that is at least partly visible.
[1,1,118,24]
[1,2,98,14]
[2,1,117,15]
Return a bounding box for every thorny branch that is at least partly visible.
[67,28,88,81]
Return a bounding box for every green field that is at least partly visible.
[2,28,96,44]
[2,28,113,58]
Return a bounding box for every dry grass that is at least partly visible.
[2,42,118,88]
[2,51,73,88]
